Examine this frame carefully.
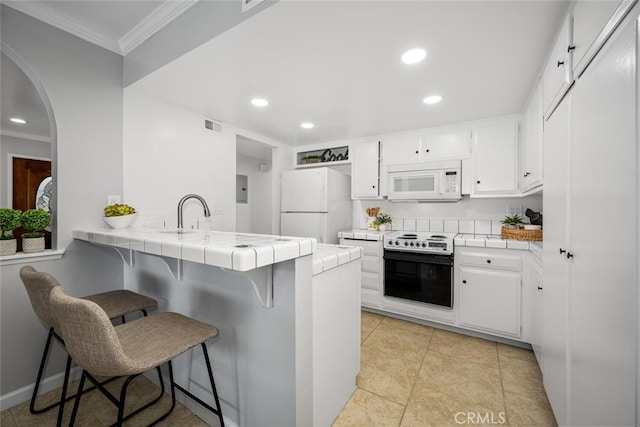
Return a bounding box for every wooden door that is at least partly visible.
[12,157,52,251]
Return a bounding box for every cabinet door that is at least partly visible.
[528,258,544,368]
[520,83,543,191]
[381,134,420,164]
[568,18,636,426]
[572,0,633,77]
[543,17,573,120]
[421,129,471,161]
[541,98,570,426]
[351,140,380,199]
[459,267,521,337]
[471,121,519,196]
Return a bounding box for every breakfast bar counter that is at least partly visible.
[73,227,361,427]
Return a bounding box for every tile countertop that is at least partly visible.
[455,234,543,253]
[338,229,393,241]
[312,244,363,276]
[73,228,318,272]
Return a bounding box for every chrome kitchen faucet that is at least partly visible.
[177,194,211,229]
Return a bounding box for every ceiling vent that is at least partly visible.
[241,0,265,13]
[204,119,222,133]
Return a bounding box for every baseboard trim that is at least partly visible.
[0,367,82,411]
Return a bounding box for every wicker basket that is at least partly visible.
[500,226,543,241]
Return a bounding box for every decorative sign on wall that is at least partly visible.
[297,146,349,165]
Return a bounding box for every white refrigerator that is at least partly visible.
[280,167,352,244]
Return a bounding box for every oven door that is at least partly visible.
[383,250,453,308]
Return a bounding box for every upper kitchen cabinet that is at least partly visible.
[381,129,470,165]
[351,140,381,199]
[467,119,520,197]
[571,0,637,78]
[519,81,543,192]
[542,16,573,120]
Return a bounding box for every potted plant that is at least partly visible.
[21,208,51,253]
[0,208,22,256]
[103,203,137,229]
[501,214,524,229]
[375,212,392,232]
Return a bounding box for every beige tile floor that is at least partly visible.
[2,311,556,426]
[333,311,557,427]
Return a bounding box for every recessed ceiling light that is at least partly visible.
[251,98,269,107]
[401,48,427,64]
[300,122,314,129]
[9,117,27,124]
[423,95,443,105]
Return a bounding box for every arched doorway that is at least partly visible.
[1,43,57,250]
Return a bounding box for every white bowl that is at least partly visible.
[103,213,137,229]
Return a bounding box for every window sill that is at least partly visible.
[0,249,66,266]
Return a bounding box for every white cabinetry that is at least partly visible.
[456,247,523,338]
[542,10,637,426]
[571,0,636,77]
[467,120,519,197]
[382,129,470,165]
[526,253,544,369]
[542,17,573,119]
[339,238,383,308]
[519,82,543,192]
[351,140,380,199]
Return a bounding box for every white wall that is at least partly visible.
[123,90,236,231]
[1,6,126,400]
[0,135,51,207]
[236,154,273,234]
[123,90,293,233]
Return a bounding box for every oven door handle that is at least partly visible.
[384,250,453,266]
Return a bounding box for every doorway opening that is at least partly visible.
[235,135,274,234]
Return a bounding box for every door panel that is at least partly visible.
[12,157,52,251]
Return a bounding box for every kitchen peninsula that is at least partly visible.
[72,227,362,427]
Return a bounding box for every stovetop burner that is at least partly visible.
[384,231,456,254]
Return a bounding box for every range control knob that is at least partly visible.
[404,242,409,247]
[421,243,426,248]
[410,242,415,247]
[394,241,400,246]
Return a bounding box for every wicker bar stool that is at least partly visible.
[49,283,225,426]
[19,265,159,425]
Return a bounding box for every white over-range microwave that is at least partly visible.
[387,160,462,201]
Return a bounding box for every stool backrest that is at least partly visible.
[19,265,61,330]
[49,286,135,377]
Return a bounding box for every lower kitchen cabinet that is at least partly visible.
[526,252,544,368]
[339,237,383,308]
[456,247,523,339]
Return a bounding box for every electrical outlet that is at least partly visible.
[107,195,121,205]
[507,204,523,217]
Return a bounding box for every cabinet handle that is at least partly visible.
[567,45,575,52]
[524,172,530,177]
[537,286,543,290]
[486,259,491,264]
[415,150,419,154]
[566,252,574,259]
[557,60,565,67]
[372,185,376,188]
[462,280,467,284]
[559,248,566,255]
[476,180,481,184]
[425,149,430,153]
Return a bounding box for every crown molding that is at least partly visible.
[1,129,53,144]
[3,1,121,54]
[3,0,196,56]
[119,0,199,55]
